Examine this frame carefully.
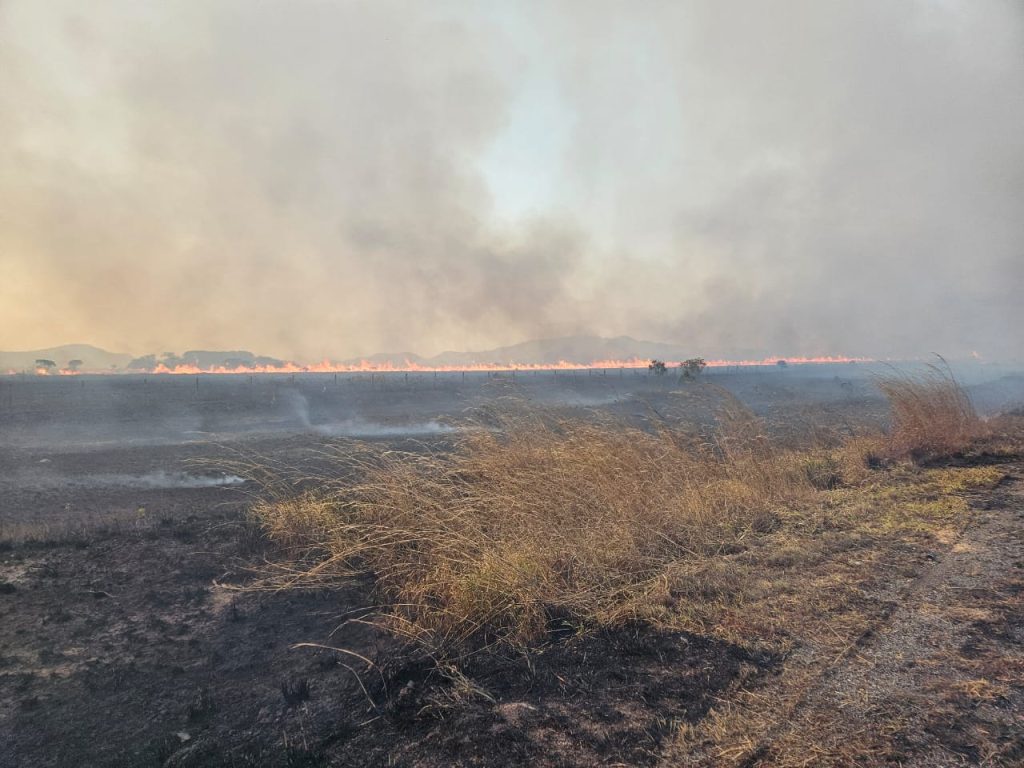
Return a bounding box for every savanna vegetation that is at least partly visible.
[236,365,1023,765]
[4,367,1021,766]
[250,366,1005,657]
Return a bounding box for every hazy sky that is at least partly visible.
[2,1,1022,360]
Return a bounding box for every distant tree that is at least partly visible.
[66,359,83,372]
[34,359,56,374]
[776,359,788,369]
[648,359,668,375]
[680,357,707,380]
[127,354,157,371]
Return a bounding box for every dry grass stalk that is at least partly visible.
[252,406,815,654]
[251,368,1000,657]
[875,363,982,459]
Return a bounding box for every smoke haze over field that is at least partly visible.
[1,1,1022,361]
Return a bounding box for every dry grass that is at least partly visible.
[875,363,983,459]
[240,374,1024,765]
[252,405,816,654]
[663,456,1017,767]
[250,368,1008,657]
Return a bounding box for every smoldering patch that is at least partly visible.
[87,471,247,489]
[12,470,247,490]
[312,419,457,438]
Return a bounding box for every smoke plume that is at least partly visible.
[1,1,1021,360]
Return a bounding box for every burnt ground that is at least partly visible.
[1,370,1023,767]
[0,500,775,768]
[3,459,1020,767]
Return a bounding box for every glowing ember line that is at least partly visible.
[126,355,869,375]
[1,355,872,376]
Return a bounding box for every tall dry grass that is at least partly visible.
[253,406,815,653]
[875,363,982,459]
[251,368,994,655]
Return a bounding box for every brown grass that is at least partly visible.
[875,363,983,459]
[250,367,1003,657]
[252,406,816,654]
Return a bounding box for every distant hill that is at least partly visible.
[3,336,699,373]
[127,350,287,370]
[0,344,133,372]
[129,338,693,371]
[396,336,696,367]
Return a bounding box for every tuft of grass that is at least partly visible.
[800,453,843,490]
[252,408,816,654]
[875,363,982,460]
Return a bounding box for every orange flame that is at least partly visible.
[28,367,80,376]
[132,355,867,375]
[0,355,870,376]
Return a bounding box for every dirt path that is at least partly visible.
[738,463,1024,766]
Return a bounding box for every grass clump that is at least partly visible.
[252,408,815,654]
[875,363,982,460]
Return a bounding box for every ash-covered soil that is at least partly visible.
[0,506,774,767]
[1,368,1022,767]
[0,464,773,767]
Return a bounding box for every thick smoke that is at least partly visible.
[1,1,1021,360]
[545,0,1024,359]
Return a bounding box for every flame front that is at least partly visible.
[135,355,867,375]
[2,355,871,377]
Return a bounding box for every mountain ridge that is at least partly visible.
[402,336,694,367]
[1,336,698,372]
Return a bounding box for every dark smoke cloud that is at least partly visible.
[1,1,1021,361]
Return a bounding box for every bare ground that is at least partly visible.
[0,508,771,767]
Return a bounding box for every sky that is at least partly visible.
[1,0,1022,361]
